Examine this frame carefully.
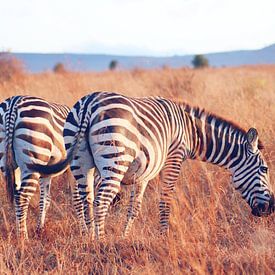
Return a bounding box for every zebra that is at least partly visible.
[0,95,70,239]
[32,91,274,240]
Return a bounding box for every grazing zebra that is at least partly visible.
[33,91,274,240]
[0,95,70,239]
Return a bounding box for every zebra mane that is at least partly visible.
[178,101,264,150]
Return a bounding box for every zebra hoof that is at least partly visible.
[88,232,95,241]
[81,228,89,236]
[159,228,169,238]
[122,231,130,239]
[18,232,29,242]
[96,234,106,242]
[36,227,45,237]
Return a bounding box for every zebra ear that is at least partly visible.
[246,128,258,153]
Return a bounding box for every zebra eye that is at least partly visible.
[260,166,268,173]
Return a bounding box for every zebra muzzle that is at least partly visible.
[251,193,274,217]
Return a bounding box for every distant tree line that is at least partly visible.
[52,60,119,73]
[1,52,208,78]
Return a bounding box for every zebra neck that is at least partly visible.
[187,113,246,170]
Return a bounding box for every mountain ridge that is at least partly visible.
[9,43,275,72]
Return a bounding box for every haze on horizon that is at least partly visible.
[1,0,275,56]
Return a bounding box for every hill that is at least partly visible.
[9,44,275,72]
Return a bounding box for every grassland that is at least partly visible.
[0,66,275,274]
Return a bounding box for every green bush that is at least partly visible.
[192,54,209,68]
[53,63,67,74]
[109,60,118,70]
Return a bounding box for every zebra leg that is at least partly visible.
[83,168,95,234]
[94,178,121,240]
[94,170,102,195]
[36,177,51,234]
[123,181,148,238]
[71,163,95,236]
[159,158,182,234]
[14,172,40,240]
[72,170,100,236]
[14,167,21,190]
[72,178,87,234]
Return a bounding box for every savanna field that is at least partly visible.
[0,65,275,274]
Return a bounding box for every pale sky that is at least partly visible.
[1,0,275,56]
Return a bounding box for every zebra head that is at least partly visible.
[231,128,274,217]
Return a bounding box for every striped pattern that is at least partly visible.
[0,95,70,239]
[33,91,274,239]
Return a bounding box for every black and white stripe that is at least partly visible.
[0,95,70,239]
[33,91,274,239]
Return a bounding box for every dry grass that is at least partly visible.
[0,65,275,274]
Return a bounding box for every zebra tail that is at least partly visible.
[30,150,74,175]
[5,96,20,204]
[5,148,15,204]
[32,103,91,175]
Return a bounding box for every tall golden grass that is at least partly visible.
[0,66,275,274]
